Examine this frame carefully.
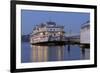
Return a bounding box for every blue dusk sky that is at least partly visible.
[21,10,90,35]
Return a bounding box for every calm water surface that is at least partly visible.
[21,42,90,63]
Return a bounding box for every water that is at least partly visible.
[21,42,90,63]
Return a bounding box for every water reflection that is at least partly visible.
[24,43,90,62]
[31,45,48,62]
[80,48,90,59]
[30,45,65,62]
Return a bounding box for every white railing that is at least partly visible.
[30,36,65,44]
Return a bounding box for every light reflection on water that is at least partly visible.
[21,42,90,63]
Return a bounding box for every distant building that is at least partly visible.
[30,21,65,44]
[80,21,90,44]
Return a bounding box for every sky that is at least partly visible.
[21,10,90,35]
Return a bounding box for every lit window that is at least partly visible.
[58,32,61,34]
[40,32,43,35]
